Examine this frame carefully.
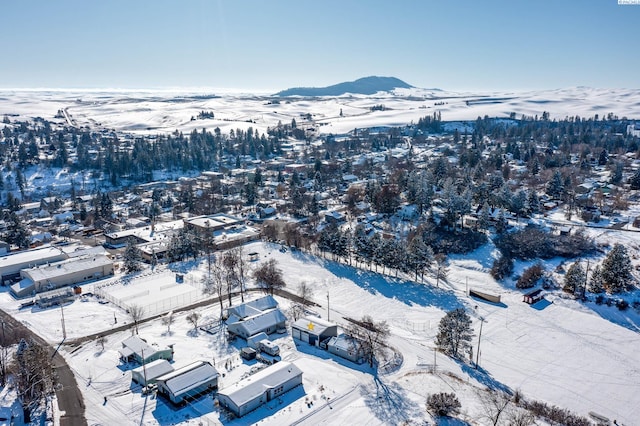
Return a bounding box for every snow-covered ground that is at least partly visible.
[1,236,639,425]
[1,87,639,139]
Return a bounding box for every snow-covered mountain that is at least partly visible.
[275,76,414,97]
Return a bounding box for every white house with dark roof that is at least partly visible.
[217,361,303,417]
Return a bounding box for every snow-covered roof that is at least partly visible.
[228,309,287,337]
[218,362,302,408]
[226,295,278,319]
[328,334,359,352]
[0,246,68,276]
[291,316,337,336]
[120,336,157,360]
[156,361,218,396]
[22,254,112,283]
[131,359,174,382]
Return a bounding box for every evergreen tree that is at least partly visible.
[123,238,142,273]
[435,308,474,359]
[563,262,585,295]
[587,265,604,293]
[630,168,640,190]
[601,243,633,293]
[527,190,541,214]
[5,212,30,249]
[407,235,433,281]
[546,170,564,199]
[477,202,491,231]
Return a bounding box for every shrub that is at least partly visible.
[491,256,514,280]
[523,400,591,426]
[495,226,595,260]
[595,294,605,305]
[616,299,629,311]
[421,222,487,255]
[426,392,461,417]
[517,263,544,289]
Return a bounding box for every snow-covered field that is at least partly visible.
[1,86,639,139]
[1,236,639,425]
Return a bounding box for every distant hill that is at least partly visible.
[275,76,413,97]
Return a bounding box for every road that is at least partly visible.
[0,309,86,426]
[66,287,318,347]
[0,287,315,425]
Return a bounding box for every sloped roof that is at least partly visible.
[218,362,302,407]
[227,295,278,319]
[120,336,157,360]
[230,309,287,336]
[157,361,218,396]
[292,316,337,336]
[131,359,174,382]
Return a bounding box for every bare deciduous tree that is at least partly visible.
[202,255,226,315]
[162,311,174,334]
[298,281,314,306]
[345,315,390,367]
[230,246,248,303]
[186,312,201,331]
[128,304,145,335]
[253,259,286,295]
[96,335,107,352]
[11,338,56,423]
[480,390,512,426]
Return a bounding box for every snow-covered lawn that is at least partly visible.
[1,238,639,425]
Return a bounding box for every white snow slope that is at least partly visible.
[0,235,638,425]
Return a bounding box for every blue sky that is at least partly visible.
[1,0,639,91]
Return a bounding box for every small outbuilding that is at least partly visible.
[327,334,364,364]
[469,288,501,304]
[217,361,303,418]
[291,316,339,347]
[131,359,174,387]
[156,361,218,405]
[523,289,544,305]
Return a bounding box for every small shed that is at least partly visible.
[469,288,501,304]
[247,332,269,349]
[523,289,544,305]
[327,334,364,364]
[156,361,218,405]
[248,252,259,261]
[131,359,174,387]
[217,361,303,418]
[291,316,339,347]
[34,287,75,308]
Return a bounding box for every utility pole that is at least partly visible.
[326,291,330,322]
[433,346,437,374]
[60,303,67,341]
[141,348,148,389]
[475,317,484,370]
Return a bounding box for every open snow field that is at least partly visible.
[1,87,640,139]
[1,237,639,425]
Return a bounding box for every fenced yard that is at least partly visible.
[93,268,209,319]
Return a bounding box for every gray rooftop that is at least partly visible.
[218,362,302,407]
[157,361,218,396]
